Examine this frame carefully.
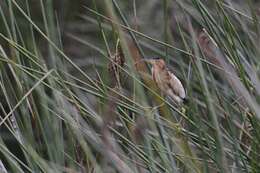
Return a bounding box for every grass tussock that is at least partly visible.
[0,0,260,172]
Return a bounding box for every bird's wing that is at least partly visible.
[151,67,157,85]
[169,72,186,99]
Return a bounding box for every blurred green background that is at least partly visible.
[0,0,260,172]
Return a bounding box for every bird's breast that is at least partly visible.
[152,68,170,91]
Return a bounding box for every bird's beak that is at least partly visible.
[147,60,157,66]
[141,59,155,64]
[134,59,154,66]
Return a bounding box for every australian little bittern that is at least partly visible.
[143,58,186,104]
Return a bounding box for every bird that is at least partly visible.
[142,58,186,104]
[108,41,125,87]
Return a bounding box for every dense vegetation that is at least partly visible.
[0,0,260,172]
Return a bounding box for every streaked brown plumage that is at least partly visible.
[144,58,186,104]
[108,43,125,86]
